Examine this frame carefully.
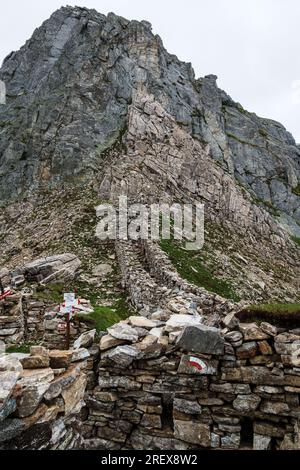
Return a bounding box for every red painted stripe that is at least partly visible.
[188,360,203,371]
[0,290,12,301]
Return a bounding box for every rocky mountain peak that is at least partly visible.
[0,6,299,237]
[0,7,299,304]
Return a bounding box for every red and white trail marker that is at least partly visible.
[188,356,207,372]
[0,288,13,301]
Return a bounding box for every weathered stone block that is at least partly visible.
[253,434,271,450]
[233,394,261,412]
[140,413,162,429]
[21,356,50,369]
[259,401,290,415]
[49,350,73,369]
[100,334,125,352]
[221,433,240,449]
[173,398,202,415]
[176,325,225,355]
[236,341,257,359]
[239,323,269,341]
[174,420,211,447]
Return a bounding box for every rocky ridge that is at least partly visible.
[0,7,299,302]
[0,6,299,451]
[0,6,299,235]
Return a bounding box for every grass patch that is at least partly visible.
[160,239,240,301]
[6,343,34,354]
[35,283,65,303]
[292,236,300,247]
[76,294,131,332]
[238,303,300,327]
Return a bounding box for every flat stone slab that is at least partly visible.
[104,345,141,367]
[100,334,125,351]
[165,314,203,332]
[176,325,225,355]
[108,323,140,342]
[74,329,96,349]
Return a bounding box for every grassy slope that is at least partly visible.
[160,239,240,301]
[35,282,133,333]
[76,295,130,332]
[238,303,300,327]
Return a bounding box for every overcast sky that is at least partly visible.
[0,0,299,141]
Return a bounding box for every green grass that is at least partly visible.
[76,295,131,332]
[76,297,131,333]
[35,283,65,303]
[292,236,300,247]
[292,185,300,197]
[238,303,300,327]
[6,343,35,354]
[160,239,240,301]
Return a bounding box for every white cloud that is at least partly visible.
[292,80,300,105]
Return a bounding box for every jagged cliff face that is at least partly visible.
[0,6,299,233]
[0,6,299,301]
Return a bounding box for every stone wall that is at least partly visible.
[0,295,24,347]
[141,240,234,315]
[82,315,300,450]
[116,240,234,323]
[0,344,96,450]
[0,293,90,350]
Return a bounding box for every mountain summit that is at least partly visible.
[0,6,299,233]
[0,6,299,302]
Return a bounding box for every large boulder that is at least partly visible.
[176,325,225,355]
[21,254,81,284]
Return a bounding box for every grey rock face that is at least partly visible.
[20,253,81,284]
[176,325,225,355]
[0,419,25,443]
[0,6,299,234]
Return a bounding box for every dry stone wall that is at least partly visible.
[83,315,300,450]
[0,295,24,347]
[0,344,95,450]
[116,240,234,323]
[0,293,90,350]
[1,241,299,450]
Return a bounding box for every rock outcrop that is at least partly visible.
[0,346,91,450]
[0,7,299,304]
[0,6,299,235]
[0,6,299,452]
